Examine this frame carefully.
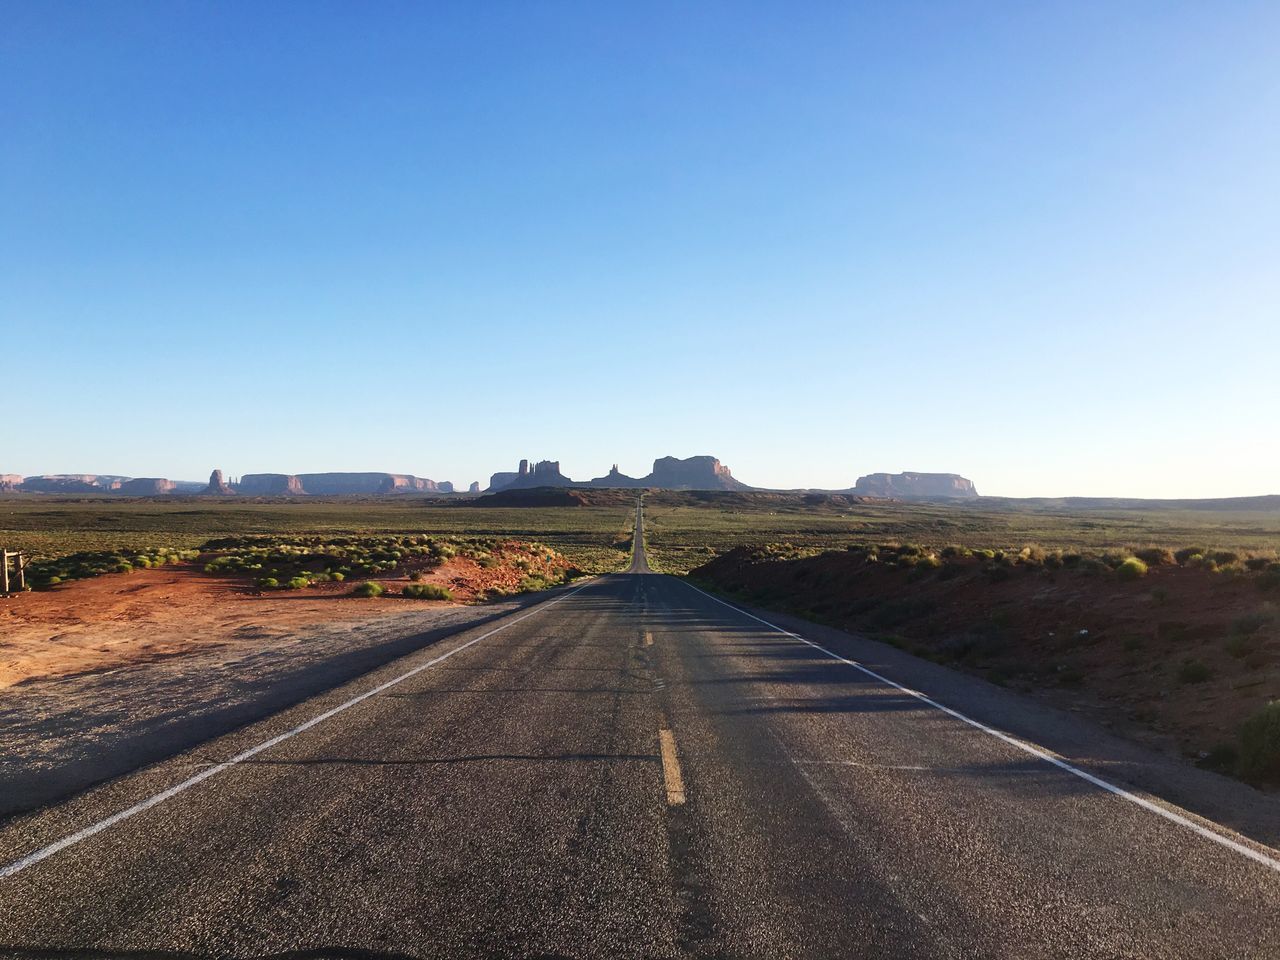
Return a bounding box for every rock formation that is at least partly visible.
[0,474,22,492]
[236,473,307,496]
[15,475,128,493]
[640,456,747,491]
[488,459,573,491]
[468,481,481,494]
[117,478,177,496]
[852,472,978,499]
[588,464,643,487]
[295,473,438,495]
[202,469,236,496]
[488,455,751,492]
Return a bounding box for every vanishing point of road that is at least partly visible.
[0,500,1277,957]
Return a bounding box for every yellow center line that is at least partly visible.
[644,630,653,647]
[658,728,686,806]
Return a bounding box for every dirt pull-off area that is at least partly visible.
[693,546,1280,782]
[0,542,578,815]
[0,541,561,688]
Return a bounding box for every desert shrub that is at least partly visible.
[1226,634,1257,660]
[1061,553,1083,568]
[1134,547,1175,567]
[258,577,279,589]
[285,576,310,590]
[1232,611,1274,636]
[1245,557,1273,572]
[403,583,453,600]
[352,581,385,598]
[1019,545,1046,564]
[1262,567,1280,592]
[1237,701,1280,784]
[940,545,970,559]
[1211,550,1240,566]
[1115,557,1149,581]
[1199,743,1239,775]
[1175,547,1207,565]
[1177,659,1213,684]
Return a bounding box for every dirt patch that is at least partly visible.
[0,545,581,816]
[0,542,562,689]
[692,548,1280,776]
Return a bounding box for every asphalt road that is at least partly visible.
[0,500,1278,958]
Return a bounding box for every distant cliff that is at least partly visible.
[219,471,452,496]
[639,456,748,491]
[852,472,978,499]
[488,455,751,492]
[487,459,574,491]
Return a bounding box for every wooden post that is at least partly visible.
[2,550,9,594]
[16,552,25,591]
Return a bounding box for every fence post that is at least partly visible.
[17,552,25,591]
[2,551,9,594]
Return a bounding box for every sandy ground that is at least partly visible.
[0,561,571,816]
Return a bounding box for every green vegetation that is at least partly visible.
[1115,557,1149,581]
[22,548,201,589]
[352,581,385,598]
[1176,660,1213,684]
[0,498,635,574]
[643,493,1280,575]
[1237,701,1280,785]
[1233,701,1280,783]
[403,583,453,600]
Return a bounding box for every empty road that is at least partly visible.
[1,501,1277,957]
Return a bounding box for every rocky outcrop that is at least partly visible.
[236,473,307,496]
[0,474,22,492]
[588,464,645,487]
[490,455,751,492]
[294,473,437,495]
[640,456,748,491]
[852,472,978,499]
[468,481,481,494]
[117,478,177,496]
[488,472,519,492]
[16,475,128,493]
[488,459,574,491]
[202,470,236,496]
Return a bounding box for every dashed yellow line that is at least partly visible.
[658,729,686,806]
[644,630,653,647]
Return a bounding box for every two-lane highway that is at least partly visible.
[0,500,1277,957]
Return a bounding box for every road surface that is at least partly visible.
[0,499,1277,957]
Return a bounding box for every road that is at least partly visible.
[0,499,1277,957]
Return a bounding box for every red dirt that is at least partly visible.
[694,549,1280,764]
[0,541,566,688]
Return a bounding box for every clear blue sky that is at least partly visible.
[3,2,1277,496]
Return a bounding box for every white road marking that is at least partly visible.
[0,579,597,881]
[681,580,1280,875]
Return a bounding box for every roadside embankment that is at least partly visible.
[691,544,1280,785]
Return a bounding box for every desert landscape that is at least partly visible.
[7,5,1280,954]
